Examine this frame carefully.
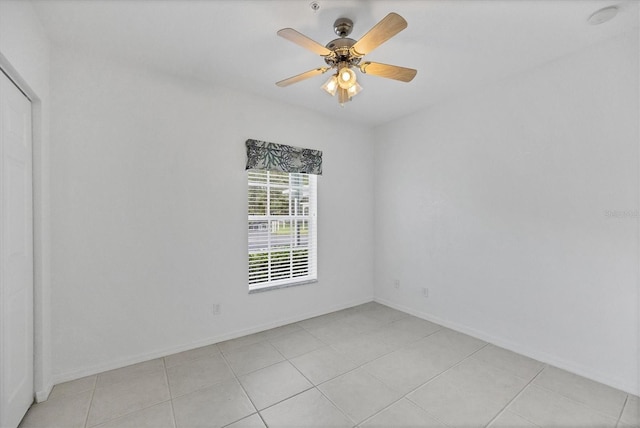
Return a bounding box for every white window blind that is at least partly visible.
[248,170,317,291]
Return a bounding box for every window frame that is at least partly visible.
[247,169,317,293]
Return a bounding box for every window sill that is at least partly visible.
[249,279,318,294]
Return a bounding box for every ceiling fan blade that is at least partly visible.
[359,62,417,82]
[276,67,330,87]
[277,28,334,57]
[350,13,407,57]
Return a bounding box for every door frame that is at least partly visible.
[0,53,52,403]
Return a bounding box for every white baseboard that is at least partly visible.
[51,295,374,388]
[374,296,639,396]
[35,382,53,403]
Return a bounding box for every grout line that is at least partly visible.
[218,346,262,426]
[162,358,179,428]
[402,340,491,397]
[286,350,320,388]
[82,376,98,428]
[85,363,174,427]
[251,385,316,414]
[527,372,629,422]
[358,341,491,428]
[163,345,222,370]
[313,384,359,427]
[256,410,270,428]
[615,394,628,428]
[484,364,547,427]
[616,394,629,426]
[224,342,288,378]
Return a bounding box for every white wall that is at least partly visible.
[373,33,639,395]
[50,48,374,381]
[0,0,53,401]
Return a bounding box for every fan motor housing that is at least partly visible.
[324,37,361,67]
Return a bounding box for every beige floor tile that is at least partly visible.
[259,388,352,428]
[90,401,175,428]
[424,328,486,355]
[340,312,385,333]
[364,330,486,395]
[297,310,348,330]
[304,319,363,344]
[369,325,424,349]
[49,375,96,400]
[96,359,165,390]
[217,333,268,353]
[330,331,398,366]
[238,361,312,410]
[172,379,255,428]
[362,344,458,394]
[222,341,284,375]
[388,316,442,337]
[19,304,635,428]
[290,346,359,385]
[256,323,303,341]
[269,329,325,359]
[621,395,640,426]
[359,305,408,324]
[319,369,402,424]
[533,366,626,417]
[345,302,382,313]
[166,354,234,397]
[164,344,220,368]
[407,358,529,428]
[509,385,618,428]
[488,410,538,427]
[360,398,447,427]
[224,413,266,428]
[19,390,92,428]
[87,368,170,426]
[473,344,544,381]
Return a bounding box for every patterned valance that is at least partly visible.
[245,139,323,175]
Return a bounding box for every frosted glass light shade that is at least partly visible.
[321,75,339,96]
[347,82,363,97]
[337,67,356,89]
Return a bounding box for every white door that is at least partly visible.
[0,71,34,428]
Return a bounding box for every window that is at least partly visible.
[248,169,317,292]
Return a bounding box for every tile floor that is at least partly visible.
[19,302,640,428]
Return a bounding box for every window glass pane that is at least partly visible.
[270,250,292,280]
[248,186,267,215]
[292,219,309,248]
[270,171,290,185]
[248,170,267,184]
[270,220,292,249]
[248,252,268,284]
[292,249,309,277]
[269,188,290,216]
[248,220,268,252]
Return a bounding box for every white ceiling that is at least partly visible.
[32,0,639,127]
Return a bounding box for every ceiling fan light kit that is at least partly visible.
[276,12,417,106]
[337,66,356,89]
[321,75,339,96]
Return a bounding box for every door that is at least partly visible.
[0,71,34,428]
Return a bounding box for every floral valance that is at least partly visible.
[245,139,323,175]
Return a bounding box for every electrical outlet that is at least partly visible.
[422,287,429,298]
[394,280,400,289]
[212,304,221,315]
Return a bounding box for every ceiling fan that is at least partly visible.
[276,12,417,105]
